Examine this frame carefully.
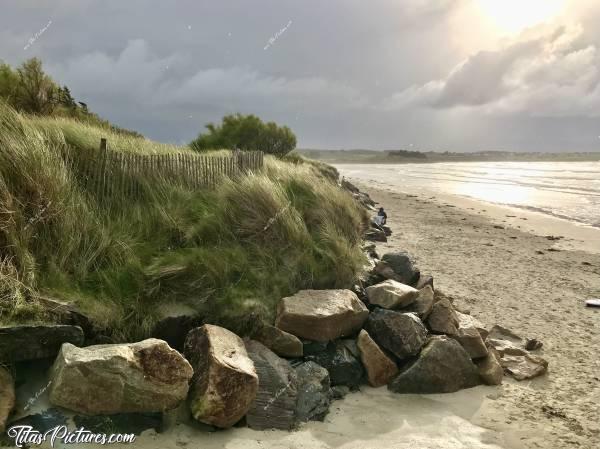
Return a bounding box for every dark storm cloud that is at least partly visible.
[1,0,599,151]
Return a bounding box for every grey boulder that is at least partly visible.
[380,252,420,286]
[364,309,428,360]
[388,336,480,394]
[244,340,298,430]
[305,340,364,389]
[295,361,331,422]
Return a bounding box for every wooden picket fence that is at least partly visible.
[64,139,264,200]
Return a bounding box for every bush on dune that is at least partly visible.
[0,103,368,340]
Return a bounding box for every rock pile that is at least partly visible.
[0,201,549,434]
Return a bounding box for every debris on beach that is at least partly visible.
[586,299,600,308]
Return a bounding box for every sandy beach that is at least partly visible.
[340,178,600,448]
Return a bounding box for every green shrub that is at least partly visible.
[190,113,297,157]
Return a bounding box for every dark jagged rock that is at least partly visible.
[330,385,350,400]
[302,340,329,357]
[381,252,420,286]
[252,324,303,358]
[305,340,364,389]
[0,325,84,362]
[295,361,331,422]
[244,340,298,430]
[388,336,480,394]
[364,309,428,360]
[365,228,387,242]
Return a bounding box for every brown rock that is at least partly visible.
[357,330,398,387]
[426,298,459,336]
[275,290,368,342]
[454,312,488,359]
[0,366,15,433]
[184,325,258,428]
[252,324,303,358]
[365,280,418,310]
[49,339,193,415]
[501,353,548,381]
[403,285,435,319]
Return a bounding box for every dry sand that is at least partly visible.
[9,178,600,449]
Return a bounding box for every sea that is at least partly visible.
[337,161,600,228]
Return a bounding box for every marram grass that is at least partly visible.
[0,103,368,340]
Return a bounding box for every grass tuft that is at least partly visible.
[0,103,368,339]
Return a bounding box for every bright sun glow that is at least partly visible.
[477,0,567,34]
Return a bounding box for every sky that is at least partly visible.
[1,0,599,152]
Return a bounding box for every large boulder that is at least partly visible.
[364,309,428,360]
[500,354,548,381]
[305,340,364,389]
[275,290,369,342]
[295,362,331,422]
[0,366,15,433]
[0,325,84,362]
[426,298,459,336]
[388,336,480,394]
[380,252,420,286]
[251,324,303,358]
[357,330,398,387]
[365,280,418,310]
[48,339,193,415]
[403,285,435,319]
[184,325,258,428]
[244,340,298,430]
[454,312,488,359]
